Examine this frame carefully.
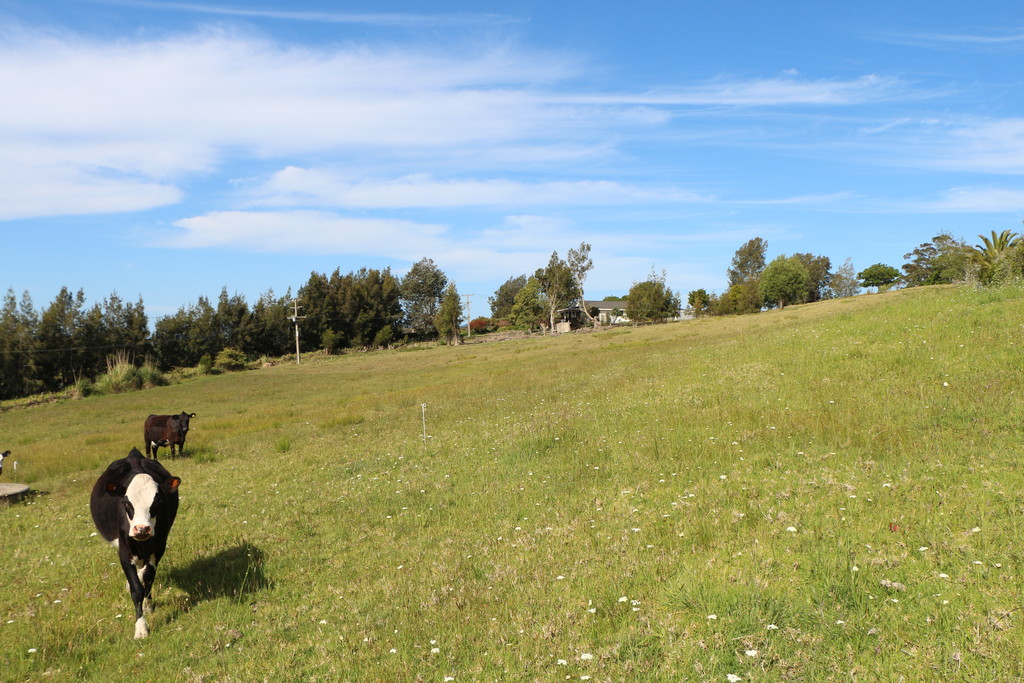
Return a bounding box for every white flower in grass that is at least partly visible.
[727,674,742,682]
[557,659,568,665]
[618,596,628,603]
[939,573,949,579]
[745,649,758,657]
[766,624,779,630]
[587,607,596,613]
[580,652,594,660]
[786,526,797,533]
[707,614,717,620]
[444,678,455,682]
[28,648,37,654]
[431,647,440,654]
[918,547,928,552]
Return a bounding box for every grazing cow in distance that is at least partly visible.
[0,450,9,477]
[144,412,196,459]
[90,448,181,639]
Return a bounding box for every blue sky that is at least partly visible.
[3,0,1024,319]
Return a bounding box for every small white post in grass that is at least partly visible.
[421,403,428,447]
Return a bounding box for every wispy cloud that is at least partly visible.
[92,0,521,27]
[249,167,713,209]
[166,210,450,257]
[927,118,1024,173]
[736,191,860,207]
[888,28,1024,49]
[915,187,1024,213]
[555,74,903,107]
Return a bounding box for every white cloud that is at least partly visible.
[0,25,915,222]
[556,74,902,107]
[99,1,522,27]
[0,164,181,221]
[250,167,713,209]
[934,119,1024,173]
[918,187,1024,212]
[166,210,449,257]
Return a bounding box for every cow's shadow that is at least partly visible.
[165,542,271,611]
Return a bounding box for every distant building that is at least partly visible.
[558,301,691,328]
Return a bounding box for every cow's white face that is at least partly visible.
[124,474,159,541]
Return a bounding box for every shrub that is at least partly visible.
[197,354,213,375]
[138,359,166,389]
[470,317,495,334]
[215,347,248,372]
[94,355,142,394]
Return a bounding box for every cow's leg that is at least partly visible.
[150,442,159,460]
[120,556,150,639]
[140,561,156,614]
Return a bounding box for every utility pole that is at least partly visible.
[463,293,475,337]
[289,299,306,365]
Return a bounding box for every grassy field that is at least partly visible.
[2,284,1024,681]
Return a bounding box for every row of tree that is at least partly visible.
[4,229,1021,400]
[0,259,470,399]
[682,228,1024,319]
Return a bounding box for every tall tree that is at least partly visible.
[489,274,527,320]
[534,251,579,333]
[626,269,680,323]
[829,257,861,298]
[760,255,811,308]
[858,263,901,290]
[0,289,39,398]
[791,253,831,303]
[36,287,86,389]
[434,282,463,345]
[509,277,546,331]
[401,258,448,339]
[726,237,768,288]
[687,289,712,317]
[902,233,976,286]
[567,242,600,328]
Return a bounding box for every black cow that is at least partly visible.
[90,449,181,639]
[144,412,196,459]
[0,450,9,477]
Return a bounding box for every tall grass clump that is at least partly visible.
[91,352,166,395]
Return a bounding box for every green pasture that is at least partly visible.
[2,284,1023,681]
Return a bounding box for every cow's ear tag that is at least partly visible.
[166,477,181,494]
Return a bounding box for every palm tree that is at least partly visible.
[975,229,1020,268]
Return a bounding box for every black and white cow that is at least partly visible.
[90,448,181,639]
[0,450,9,477]
[144,412,196,459]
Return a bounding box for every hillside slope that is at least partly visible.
[3,285,1023,680]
